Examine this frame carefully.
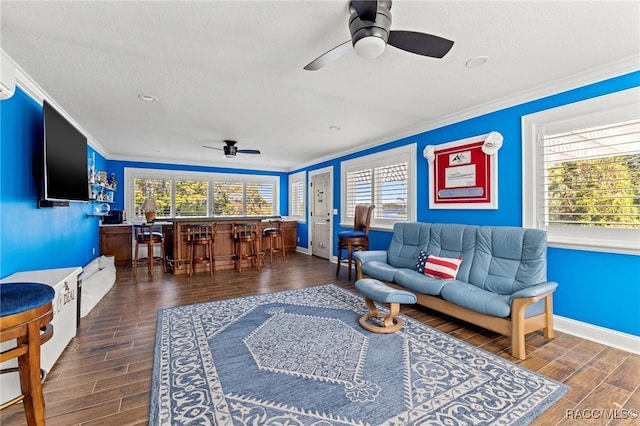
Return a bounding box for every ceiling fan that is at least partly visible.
[202,140,261,158]
[304,0,454,71]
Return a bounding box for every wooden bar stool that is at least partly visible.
[1,283,55,426]
[186,223,216,277]
[262,219,286,264]
[133,224,166,276]
[233,222,261,272]
[336,204,375,281]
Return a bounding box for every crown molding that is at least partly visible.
[7,46,638,174]
[293,55,640,172]
[7,49,112,159]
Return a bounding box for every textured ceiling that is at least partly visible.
[2,1,639,171]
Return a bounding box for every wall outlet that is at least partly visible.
[92,247,96,255]
[297,237,300,242]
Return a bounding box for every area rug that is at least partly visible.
[150,284,568,425]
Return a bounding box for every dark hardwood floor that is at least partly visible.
[2,253,638,425]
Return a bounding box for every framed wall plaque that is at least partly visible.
[424,132,502,210]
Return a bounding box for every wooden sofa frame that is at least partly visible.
[356,262,555,360]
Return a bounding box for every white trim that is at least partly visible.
[340,144,417,229]
[554,315,640,355]
[308,166,334,259]
[295,246,310,255]
[292,55,640,173]
[124,166,279,221]
[522,87,640,255]
[5,49,111,160]
[288,171,307,223]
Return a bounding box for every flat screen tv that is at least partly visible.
[40,101,89,205]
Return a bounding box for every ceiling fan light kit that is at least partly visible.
[304,0,454,71]
[349,1,391,59]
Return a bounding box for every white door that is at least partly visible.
[310,172,331,259]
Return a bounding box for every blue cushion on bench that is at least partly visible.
[0,283,55,317]
[356,278,417,305]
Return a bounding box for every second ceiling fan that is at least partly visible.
[202,140,261,158]
[304,0,454,71]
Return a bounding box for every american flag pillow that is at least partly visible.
[415,250,429,272]
[424,255,463,280]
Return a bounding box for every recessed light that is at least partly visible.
[329,125,341,131]
[465,56,490,68]
[138,94,158,102]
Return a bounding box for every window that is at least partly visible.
[341,144,416,229]
[125,168,279,221]
[522,87,640,254]
[288,171,306,222]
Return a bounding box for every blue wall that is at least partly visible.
[293,71,640,337]
[1,88,100,277]
[1,72,638,337]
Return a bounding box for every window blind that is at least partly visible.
[540,118,640,228]
[245,182,274,216]
[290,180,305,217]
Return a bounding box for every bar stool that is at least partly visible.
[186,223,216,277]
[233,222,261,272]
[1,283,55,426]
[336,204,375,281]
[262,219,286,264]
[133,224,166,276]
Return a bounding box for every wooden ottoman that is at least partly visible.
[355,278,417,333]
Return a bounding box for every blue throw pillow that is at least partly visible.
[416,250,428,272]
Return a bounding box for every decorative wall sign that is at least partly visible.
[424,132,502,209]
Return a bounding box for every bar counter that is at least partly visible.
[165,217,297,274]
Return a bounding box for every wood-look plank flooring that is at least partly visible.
[2,253,638,425]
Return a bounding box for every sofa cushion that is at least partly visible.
[394,269,450,296]
[361,261,399,282]
[440,282,511,317]
[424,255,463,279]
[469,226,548,295]
[387,222,431,269]
[426,223,477,283]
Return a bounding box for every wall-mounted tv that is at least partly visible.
[39,101,89,206]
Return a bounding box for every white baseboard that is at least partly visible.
[295,246,309,255]
[554,315,640,355]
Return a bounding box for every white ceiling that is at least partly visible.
[2,1,639,172]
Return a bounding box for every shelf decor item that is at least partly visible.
[141,197,160,223]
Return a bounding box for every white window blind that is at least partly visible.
[245,182,274,216]
[289,172,306,220]
[374,162,408,220]
[345,168,372,219]
[126,169,279,221]
[540,119,640,229]
[341,145,416,228]
[175,179,208,217]
[522,87,640,254]
[213,182,244,216]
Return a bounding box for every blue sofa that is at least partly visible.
[353,222,558,359]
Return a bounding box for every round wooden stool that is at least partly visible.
[1,283,55,426]
[355,278,416,333]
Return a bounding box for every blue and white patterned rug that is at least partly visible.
[150,284,568,425]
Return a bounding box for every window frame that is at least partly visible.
[288,171,306,223]
[522,87,640,255]
[340,144,417,230]
[124,168,280,222]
